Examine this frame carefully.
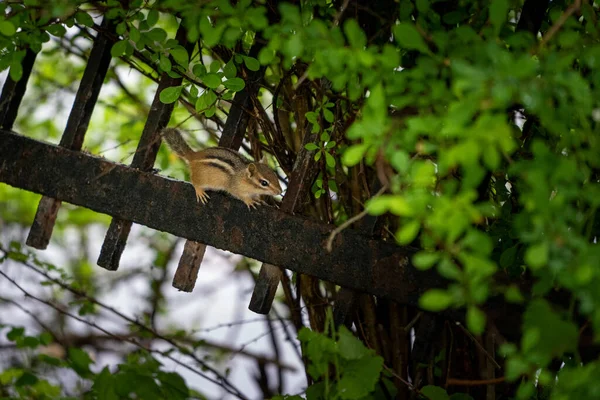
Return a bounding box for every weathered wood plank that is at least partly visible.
[0,130,444,306]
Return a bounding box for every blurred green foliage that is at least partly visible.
[0,322,193,399]
[1,0,600,398]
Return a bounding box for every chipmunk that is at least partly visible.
[160,128,282,209]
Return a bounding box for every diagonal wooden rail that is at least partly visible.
[0,130,445,307]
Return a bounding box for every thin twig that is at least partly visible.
[272,66,296,147]
[0,296,58,342]
[266,316,284,394]
[539,0,581,48]
[0,268,249,400]
[0,247,249,400]
[382,364,415,391]
[97,139,134,155]
[293,71,309,91]
[403,311,423,333]
[333,0,351,26]
[446,377,506,386]
[455,322,501,369]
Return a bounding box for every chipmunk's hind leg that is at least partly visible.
[190,167,211,205]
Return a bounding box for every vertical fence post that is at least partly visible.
[26,18,116,250]
[97,24,192,270]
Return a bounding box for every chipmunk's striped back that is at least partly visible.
[190,147,249,176]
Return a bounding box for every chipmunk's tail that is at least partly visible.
[160,128,194,160]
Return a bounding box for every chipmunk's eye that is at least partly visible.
[260,179,269,187]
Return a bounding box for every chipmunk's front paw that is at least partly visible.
[195,189,210,205]
[242,198,262,210]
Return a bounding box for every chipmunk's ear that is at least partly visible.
[247,163,257,177]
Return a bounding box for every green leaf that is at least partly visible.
[524,241,548,270]
[258,47,276,64]
[206,105,217,117]
[157,371,189,399]
[222,90,234,101]
[223,26,242,44]
[338,326,371,360]
[366,195,414,217]
[46,24,67,37]
[158,55,172,72]
[419,289,453,311]
[21,336,39,348]
[499,245,518,269]
[516,382,535,399]
[489,0,509,35]
[243,56,260,71]
[0,20,16,36]
[196,89,217,112]
[421,385,450,400]
[522,299,578,365]
[170,46,189,68]
[390,150,410,172]
[338,356,384,399]
[366,196,390,216]
[223,77,245,92]
[202,73,222,89]
[342,143,368,166]
[397,219,420,244]
[505,285,524,303]
[286,34,304,58]
[305,111,319,125]
[343,19,367,48]
[466,306,486,335]
[323,108,334,123]
[9,62,22,82]
[39,332,53,345]
[413,251,440,270]
[111,40,128,57]
[116,22,126,35]
[325,152,336,168]
[329,180,339,192]
[75,12,94,27]
[199,17,225,47]
[92,367,118,400]
[438,258,462,280]
[393,23,429,53]
[304,143,319,151]
[68,348,93,377]
[147,27,167,42]
[192,64,207,77]
[223,59,237,78]
[15,372,38,387]
[449,394,475,400]
[7,327,25,341]
[129,25,141,43]
[209,60,221,73]
[389,197,414,216]
[416,0,430,13]
[146,9,159,27]
[159,86,182,104]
